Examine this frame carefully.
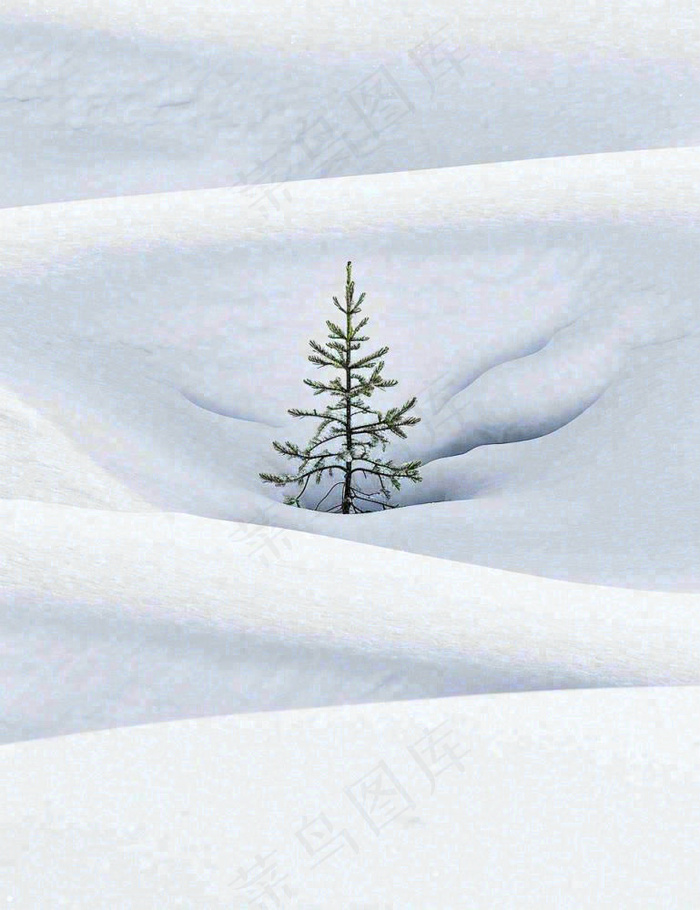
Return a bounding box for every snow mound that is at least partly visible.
[2,685,699,907]
[0,1,699,207]
[0,384,153,511]
[1,2,698,905]
[2,498,699,743]
[0,147,698,589]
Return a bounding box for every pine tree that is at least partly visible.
[259,261,423,514]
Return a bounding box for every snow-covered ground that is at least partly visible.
[3,686,700,907]
[1,0,699,905]
[1,0,700,208]
[4,497,700,744]
[2,148,699,589]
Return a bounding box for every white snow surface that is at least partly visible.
[3,497,700,743]
[2,0,700,905]
[1,148,699,590]
[2,686,700,907]
[0,0,700,207]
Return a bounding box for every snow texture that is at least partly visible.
[1,1,699,906]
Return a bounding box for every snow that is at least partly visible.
[2,686,700,907]
[0,385,154,510]
[1,0,700,905]
[4,497,700,743]
[1,149,699,588]
[1,2,700,207]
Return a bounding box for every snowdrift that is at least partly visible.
[2,3,700,905]
[0,0,699,207]
[0,384,153,510]
[1,147,699,589]
[2,498,699,743]
[2,685,699,907]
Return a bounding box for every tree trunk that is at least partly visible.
[342,269,353,514]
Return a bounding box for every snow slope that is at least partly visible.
[0,384,153,510]
[2,686,700,907]
[3,497,699,743]
[1,1,700,905]
[0,0,699,207]
[1,147,699,589]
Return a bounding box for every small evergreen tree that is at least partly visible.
[259,261,423,513]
